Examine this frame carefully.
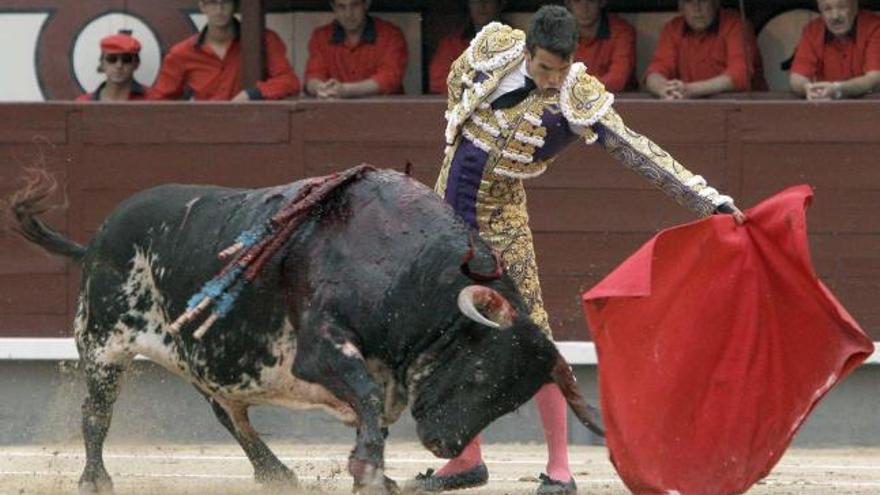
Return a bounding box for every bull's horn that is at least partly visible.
[551,354,605,437]
[456,285,516,329]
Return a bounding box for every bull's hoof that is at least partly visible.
[255,466,299,488]
[354,475,400,495]
[78,471,113,495]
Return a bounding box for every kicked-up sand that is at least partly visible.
[1,442,879,494]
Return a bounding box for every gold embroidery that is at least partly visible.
[506,139,534,156]
[445,52,470,111]
[453,173,551,336]
[435,149,453,197]
[491,95,553,179]
[493,158,550,179]
[478,196,552,336]
[444,24,526,145]
[560,63,614,128]
[596,108,720,217]
[470,24,525,70]
[435,36,657,341]
[519,121,547,137]
[437,86,557,338]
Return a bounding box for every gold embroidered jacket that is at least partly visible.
[434,23,734,336]
[437,22,732,218]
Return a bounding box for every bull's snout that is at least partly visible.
[422,436,465,459]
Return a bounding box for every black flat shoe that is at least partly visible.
[536,473,577,494]
[402,463,489,493]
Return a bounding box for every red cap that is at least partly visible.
[100,33,141,55]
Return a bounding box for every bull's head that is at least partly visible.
[409,285,603,459]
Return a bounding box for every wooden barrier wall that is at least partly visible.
[0,99,878,341]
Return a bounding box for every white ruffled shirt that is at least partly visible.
[489,60,531,102]
[487,60,588,134]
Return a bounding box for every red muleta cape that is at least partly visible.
[582,185,874,495]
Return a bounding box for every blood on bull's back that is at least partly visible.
[7,166,601,495]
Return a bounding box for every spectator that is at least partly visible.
[645,0,766,99]
[77,32,148,102]
[790,0,880,100]
[429,0,506,94]
[150,0,300,101]
[565,0,636,92]
[305,0,408,98]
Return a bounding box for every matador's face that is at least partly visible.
[525,47,573,93]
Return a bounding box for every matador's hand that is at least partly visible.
[716,202,747,225]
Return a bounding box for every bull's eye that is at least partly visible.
[474,369,487,383]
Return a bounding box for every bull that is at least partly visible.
[7,165,602,494]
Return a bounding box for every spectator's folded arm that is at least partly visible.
[602,21,636,92]
[147,49,187,100]
[254,30,300,99]
[371,27,408,95]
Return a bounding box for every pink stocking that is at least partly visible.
[536,383,572,482]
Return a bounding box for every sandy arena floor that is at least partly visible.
[1,442,879,495]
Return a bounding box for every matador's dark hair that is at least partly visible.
[526,5,578,59]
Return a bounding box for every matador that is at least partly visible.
[406,6,744,495]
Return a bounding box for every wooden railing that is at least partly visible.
[1,99,878,341]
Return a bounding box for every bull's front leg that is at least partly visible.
[294,321,398,495]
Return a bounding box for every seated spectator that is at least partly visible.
[428,0,505,94]
[305,0,408,98]
[77,32,148,102]
[790,0,880,100]
[645,0,766,99]
[565,0,636,92]
[150,0,300,101]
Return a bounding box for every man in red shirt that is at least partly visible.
[305,0,408,98]
[77,32,149,102]
[428,0,505,95]
[790,0,880,100]
[645,0,766,99]
[565,0,636,92]
[150,0,300,101]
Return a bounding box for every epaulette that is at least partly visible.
[467,22,526,72]
[444,23,525,145]
[560,63,615,143]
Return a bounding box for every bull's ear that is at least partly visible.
[457,285,516,329]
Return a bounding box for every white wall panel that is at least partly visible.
[0,13,48,101]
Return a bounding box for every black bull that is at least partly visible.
[8,165,602,494]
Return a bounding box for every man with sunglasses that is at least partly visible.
[77,32,148,102]
[150,0,300,100]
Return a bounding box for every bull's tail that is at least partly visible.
[4,167,86,263]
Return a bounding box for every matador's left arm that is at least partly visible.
[560,64,742,220]
[593,107,737,218]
